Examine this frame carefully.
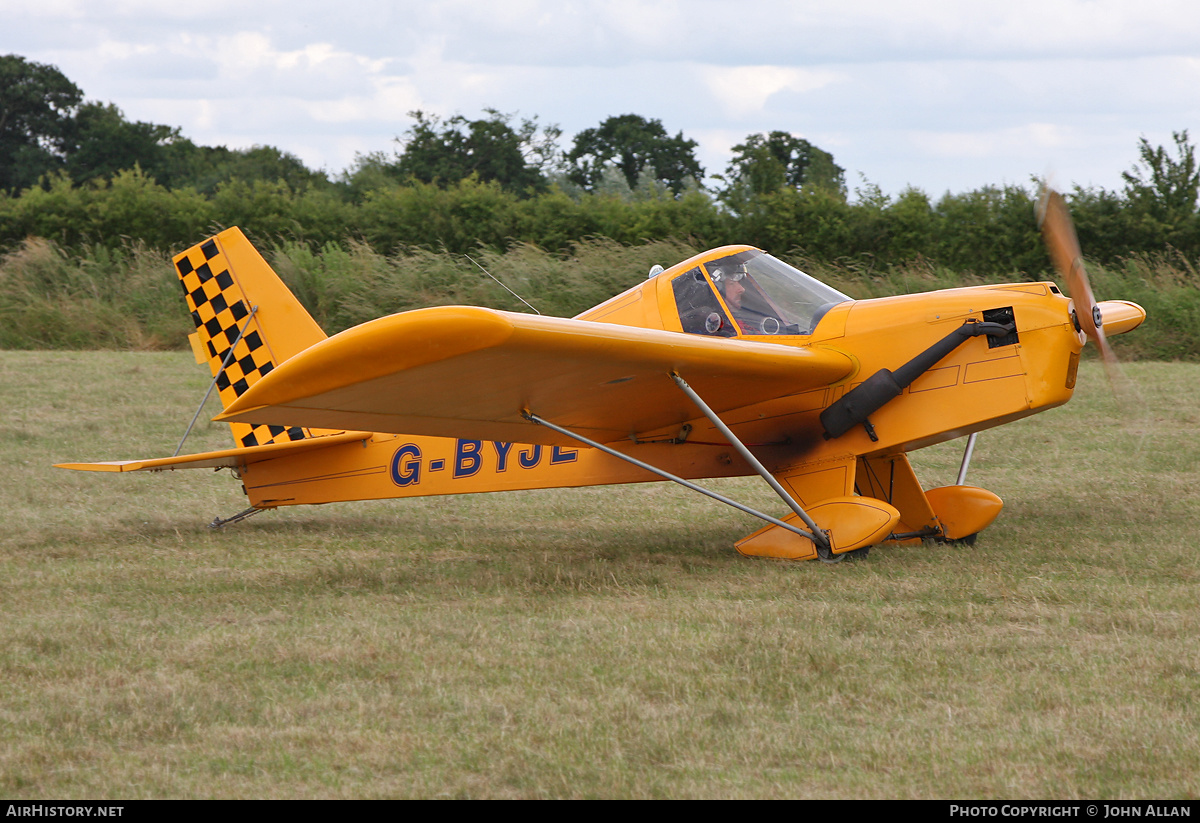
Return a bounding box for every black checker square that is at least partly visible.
[176,256,194,276]
[231,300,249,321]
[210,291,229,315]
[200,240,218,259]
[188,285,209,312]
[245,339,265,359]
[196,262,213,282]
[216,269,234,290]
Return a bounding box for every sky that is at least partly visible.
[5,0,1200,200]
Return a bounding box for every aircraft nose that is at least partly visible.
[1095,300,1146,337]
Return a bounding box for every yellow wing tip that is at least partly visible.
[55,461,143,472]
[213,403,269,423]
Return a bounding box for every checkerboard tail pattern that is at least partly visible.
[175,235,308,450]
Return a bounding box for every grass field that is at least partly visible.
[2,351,1198,799]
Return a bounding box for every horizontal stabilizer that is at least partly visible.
[56,430,370,473]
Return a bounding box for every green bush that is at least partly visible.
[1088,253,1200,361]
[4,232,1196,359]
[0,170,215,250]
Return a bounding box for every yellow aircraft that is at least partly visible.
[57,191,1145,562]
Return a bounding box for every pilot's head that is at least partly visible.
[713,263,748,309]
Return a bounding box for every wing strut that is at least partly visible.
[956,432,979,485]
[523,371,835,556]
[521,411,825,548]
[670,373,832,557]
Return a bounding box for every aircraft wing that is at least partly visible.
[216,306,854,446]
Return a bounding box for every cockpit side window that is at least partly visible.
[671,267,736,337]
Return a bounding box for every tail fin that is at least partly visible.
[174,227,330,449]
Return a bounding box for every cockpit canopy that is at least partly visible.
[672,249,849,337]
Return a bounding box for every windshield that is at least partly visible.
[705,250,849,335]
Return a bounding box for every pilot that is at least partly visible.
[712,263,756,333]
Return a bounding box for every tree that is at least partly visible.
[718,131,845,210]
[0,54,83,192]
[62,102,183,186]
[1121,130,1199,223]
[3,56,329,195]
[59,102,328,193]
[933,185,1042,275]
[173,144,330,194]
[566,114,703,196]
[386,109,561,195]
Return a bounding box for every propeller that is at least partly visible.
[1037,187,1118,367]
[1037,186,1145,413]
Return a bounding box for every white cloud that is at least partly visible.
[307,77,423,124]
[911,123,1077,160]
[4,0,1199,191]
[701,66,844,118]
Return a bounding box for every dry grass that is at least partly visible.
[6,238,1200,360]
[1,352,1198,799]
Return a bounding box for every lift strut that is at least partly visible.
[522,371,832,554]
[670,373,829,552]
